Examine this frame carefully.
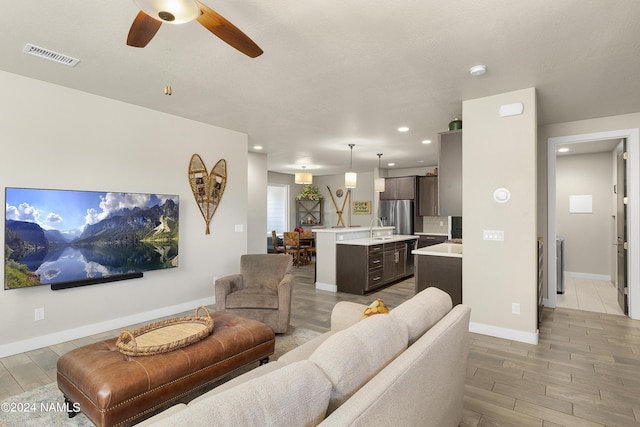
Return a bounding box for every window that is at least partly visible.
[267,184,288,235]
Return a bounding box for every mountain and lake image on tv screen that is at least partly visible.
[4,188,179,290]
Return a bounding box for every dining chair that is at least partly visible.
[300,229,316,263]
[283,231,308,266]
[271,230,285,254]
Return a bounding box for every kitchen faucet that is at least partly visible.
[370,216,383,240]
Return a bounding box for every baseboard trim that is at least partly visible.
[470,321,539,345]
[0,296,215,358]
[315,282,337,292]
[564,271,612,282]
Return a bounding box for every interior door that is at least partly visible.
[616,140,628,314]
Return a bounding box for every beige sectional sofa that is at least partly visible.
[143,287,471,427]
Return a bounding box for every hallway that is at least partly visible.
[556,276,624,315]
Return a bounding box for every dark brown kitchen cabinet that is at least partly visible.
[415,254,462,305]
[417,176,438,216]
[380,176,416,200]
[337,240,415,295]
[438,130,462,216]
[383,242,406,283]
[417,234,448,248]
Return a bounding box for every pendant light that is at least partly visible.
[374,153,385,192]
[345,144,357,189]
[294,165,313,185]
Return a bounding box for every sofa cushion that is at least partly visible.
[361,298,390,319]
[226,288,279,309]
[309,313,408,414]
[278,331,335,365]
[149,360,332,427]
[391,287,452,345]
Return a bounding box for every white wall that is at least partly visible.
[463,88,539,344]
[556,152,614,278]
[248,152,268,254]
[0,71,250,357]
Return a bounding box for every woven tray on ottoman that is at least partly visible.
[116,306,214,356]
[57,312,275,427]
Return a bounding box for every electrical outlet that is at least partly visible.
[34,307,45,321]
[512,303,520,315]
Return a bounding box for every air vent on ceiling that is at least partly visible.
[22,43,80,67]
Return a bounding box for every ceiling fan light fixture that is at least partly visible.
[133,0,201,24]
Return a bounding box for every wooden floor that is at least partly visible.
[2,264,640,426]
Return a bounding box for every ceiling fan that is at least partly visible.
[126,0,263,58]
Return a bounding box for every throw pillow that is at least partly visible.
[361,298,389,319]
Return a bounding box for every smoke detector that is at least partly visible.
[469,65,487,76]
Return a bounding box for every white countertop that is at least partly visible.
[313,226,395,234]
[336,234,419,246]
[412,243,462,258]
[414,232,449,236]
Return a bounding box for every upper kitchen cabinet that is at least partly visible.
[380,176,416,200]
[438,130,462,216]
[417,175,438,216]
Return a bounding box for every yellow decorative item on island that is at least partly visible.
[361,298,390,319]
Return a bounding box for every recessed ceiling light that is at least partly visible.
[253,145,263,150]
[469,65,487,76]
[387,162,395,166]
[398,126,409,132]
[418,160,425,163]
[557,147,570,153]
[421,139,432,144]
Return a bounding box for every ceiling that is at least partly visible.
[2,1,640,176]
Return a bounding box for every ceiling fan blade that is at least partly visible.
[127,11,162,48]
[195,1,263,58]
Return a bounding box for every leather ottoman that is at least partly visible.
[57,312,275,427]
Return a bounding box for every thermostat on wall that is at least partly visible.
[493,188,511,203]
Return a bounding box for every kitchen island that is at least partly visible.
[313,226,396,292]
[336,235,419,295]
[412,243,462,305]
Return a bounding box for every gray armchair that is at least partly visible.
[215,254,294,333]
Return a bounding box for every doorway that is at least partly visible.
[547,129,640,320]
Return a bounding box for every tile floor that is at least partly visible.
[556,276,625,315]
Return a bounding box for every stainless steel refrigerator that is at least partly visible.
[379,200,414,235]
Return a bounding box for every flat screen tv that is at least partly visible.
[4,188,179,290]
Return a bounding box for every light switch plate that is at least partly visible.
[234,224,243,232]
[483,230,505,241]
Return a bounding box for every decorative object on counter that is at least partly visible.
[336,188,344,198]
[327,185,349,227]
[425,167,438,177]
[353,200,371,215]
[361,298,390,319]
[345,143,357,188]
[448,116,462,131]
[295,185,324,201]
[294,165,313,185]
[375,153,386,192]
[188,154,227,235]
